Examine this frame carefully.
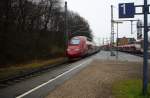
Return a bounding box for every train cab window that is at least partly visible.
[70,38,80,45]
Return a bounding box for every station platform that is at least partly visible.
[94,51,143,62]
[45,51,146,98]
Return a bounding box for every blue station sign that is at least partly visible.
[119,3,135,18]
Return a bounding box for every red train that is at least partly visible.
[101,39,150,54]
[67,36,100,59]
[117,40,150,54]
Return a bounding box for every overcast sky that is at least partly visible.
[65,0,147,44]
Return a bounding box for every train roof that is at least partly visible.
[71,36,92,41]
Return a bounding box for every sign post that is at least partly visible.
[143,0,148,95]
[118,1,149,95]
[119,3,135,18]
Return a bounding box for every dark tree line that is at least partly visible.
[0,0,93,66]
[67,12,93,40]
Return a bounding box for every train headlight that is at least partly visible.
[74,48,80,51]
[67,49,71,51]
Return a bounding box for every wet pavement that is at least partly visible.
[94,50,143,62]
[0,51,147,98]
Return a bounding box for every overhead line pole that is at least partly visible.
[114,19,139,34]
[65,1,68,50]
[111,5,115,56]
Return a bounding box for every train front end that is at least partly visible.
[67,36,86,58]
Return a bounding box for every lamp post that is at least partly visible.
[113,21,123,59]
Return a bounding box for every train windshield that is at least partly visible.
[70,38,80,45]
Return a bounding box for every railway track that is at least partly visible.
[0,60,68,88]
[0,52,99,89]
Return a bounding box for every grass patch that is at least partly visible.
[112,79,150,98]
[0,57,67,80]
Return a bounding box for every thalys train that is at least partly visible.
[66,36,100,59]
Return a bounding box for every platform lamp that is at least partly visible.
[113,21,123,59]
